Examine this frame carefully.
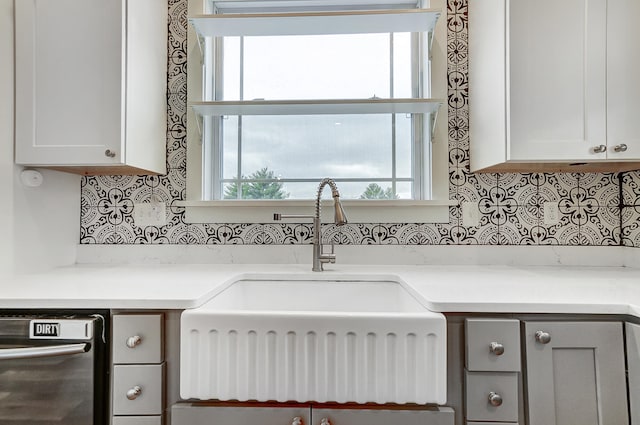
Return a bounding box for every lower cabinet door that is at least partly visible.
[171,404,311,425]
[627,322,640,425]
[312,407,454,425]
[524,321,628,425]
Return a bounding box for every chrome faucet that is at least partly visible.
[274,178,348,271]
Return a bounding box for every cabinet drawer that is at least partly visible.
[171,404,310,425]
[465,371,518,422]
[466,319,520,371]
[113,314,163,363]
[467,423,518,425]
[113,364,164,415]
[112,416,162,425]
[313,407,454,425]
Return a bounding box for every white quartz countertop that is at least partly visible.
[2,263,640,317]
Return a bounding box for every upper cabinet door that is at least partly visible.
[15,0,124,166]
[607,0,640,160]
[469,0,640,172]
[524,321,629,425]
[508,0,607,161]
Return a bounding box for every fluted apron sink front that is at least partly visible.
[180,276,446,405]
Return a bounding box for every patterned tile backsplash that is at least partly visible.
[80,0,640,247]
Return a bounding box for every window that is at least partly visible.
[183,0,452,222]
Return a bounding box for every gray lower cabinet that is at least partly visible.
[523,321,629,425]
[171,404,454,425]
[627,323,640,425]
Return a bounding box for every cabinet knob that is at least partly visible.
[126,335,142,348]
[613,144,628,153]
[488,391,503,407]
[291,417,303,425]
[592,145,607,154]
[535,330,551,344]
[320,418,331,425]
[489,342,505,356]
[126,385,142,400]
[104,149,116,158]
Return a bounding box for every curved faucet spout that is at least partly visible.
[315,178,348,226]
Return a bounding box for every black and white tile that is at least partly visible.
[78,0,640,248]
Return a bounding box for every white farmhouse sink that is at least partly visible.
[180,276,446,405]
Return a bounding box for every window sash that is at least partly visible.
[196,2,440,201]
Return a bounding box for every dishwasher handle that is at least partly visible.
[0,343,89,360]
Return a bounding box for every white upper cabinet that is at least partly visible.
[469,0,640,172]
[14,0,168,175]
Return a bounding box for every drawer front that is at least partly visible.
[313,407,454,425]
[466,319,520,372]
[113,364,164,415]
[112,416,162,425]
[113,314,163,364]
[467,423,518,425]
[171,404,310,425]
[465,371,518,422]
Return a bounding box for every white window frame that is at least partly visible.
[180,0,454,223]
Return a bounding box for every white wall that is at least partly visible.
[1,0,80,278]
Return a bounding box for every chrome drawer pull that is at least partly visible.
[488,391,503,407]
[126,335,142,348]
[592,144,606,153]
[320,419,331,425]
[489,342,505,355]
[291,417,303,425]
[126,385,142,400]
[613,144,628,153]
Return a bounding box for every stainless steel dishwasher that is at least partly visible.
[0,313,109,425]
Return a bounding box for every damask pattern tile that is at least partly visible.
[261,224,313,245]
[622,171,640,206]
[374,224,443,245]
[168,0,187,59]
[77,0,634,248]
[579,207,621,246]
[621,206,640,247]
[201,224,263,245]
[580,173,620,207]
[323,224,378,245]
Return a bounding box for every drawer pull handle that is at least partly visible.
[126,385,142,400]
[613,144,628,153]
[291,417,303,425]
[126,335,142,348]
[488,391,503,407]
[320,418,331,425]
[104,149,116,158]
[535,330,551,344]
[592,144,606,154]
[489,342,505,355]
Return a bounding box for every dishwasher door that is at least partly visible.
[0,315,107,425]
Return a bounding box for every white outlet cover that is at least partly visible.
[543,202,560,225]
[461,202,480,227]
[134,202,166,227]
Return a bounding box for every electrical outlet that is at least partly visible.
[134,202,166,226]
[462,202,480,227]
[543,202,560,225]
